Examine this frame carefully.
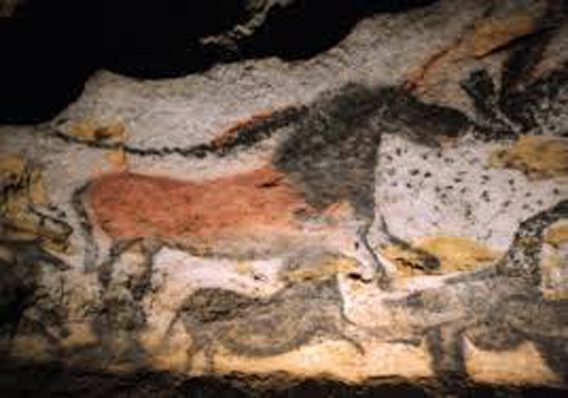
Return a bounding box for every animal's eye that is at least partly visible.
[354,241,360,250]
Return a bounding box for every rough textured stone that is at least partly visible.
[0,0,567,395]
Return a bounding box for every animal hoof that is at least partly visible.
[419,253,440,272]
[404,247,441,272]
[346,271,374,283]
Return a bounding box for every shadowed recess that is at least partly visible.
[0,361,566,397]
[0,0,437,123]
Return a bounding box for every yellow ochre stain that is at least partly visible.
[545,222,568,247]
[488,135,568,179]
[67,121,130,171]
[67,120,128,142]
[0,153,27,181]
[382,236,501,275]
[543,290,568,301]
[541,221,568,301]
[234,261,254,276]
[472,12,536,57]
[105,146,129,170]
[541,251,567,301]
[283,255,358,283]
[0,152,69,252]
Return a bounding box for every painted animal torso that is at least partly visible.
[82,83,469,277]
[89,167,326,257]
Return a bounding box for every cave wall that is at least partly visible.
[0,0,567,395]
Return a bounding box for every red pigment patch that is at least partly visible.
[89,167,313,244]
[210,108,291,150]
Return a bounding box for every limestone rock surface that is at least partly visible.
[0,0,567,395]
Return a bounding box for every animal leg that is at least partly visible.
[533,338,568,383]
[338,297,358,328]
[97,238,161,294]
[351,228,397,286]
[98,239,141,288]
[374,215,440,272]
[328,322,366,356]
[425,325,469,393]
[131,239,162,302]
[183,337,207,374]
[162,310,202,374]
[71,182,97,272]
[95,239,161,362]
[203,342,217,374]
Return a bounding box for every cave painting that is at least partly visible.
[13,26,564,386]
[73,82,472,288]
[387,200,568,384]
[167,201,567,380]
[168,253,364,372]
[73,53,567,292]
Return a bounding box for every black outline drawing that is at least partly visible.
[24,2,565,382]
[166,253,365,372]
[70,82,475,293]
[386,200,568,387]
